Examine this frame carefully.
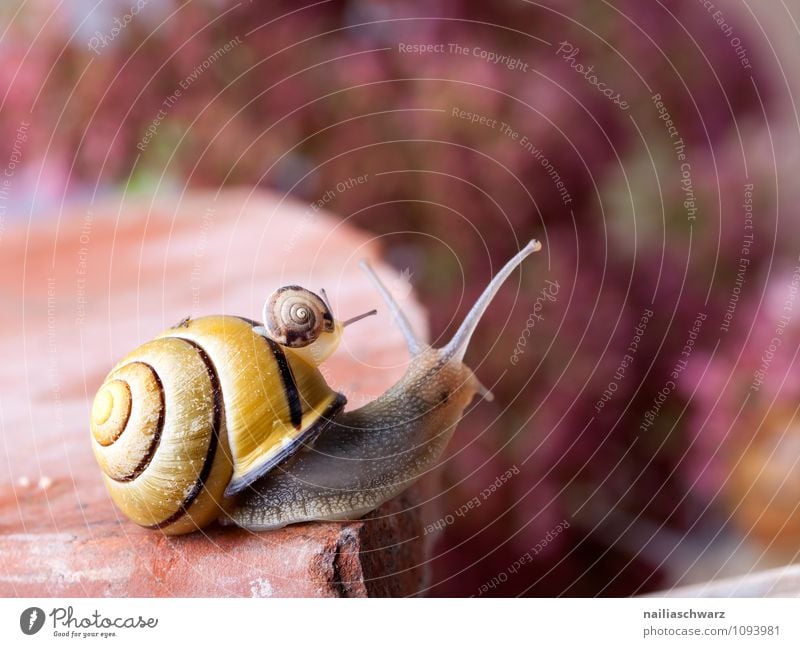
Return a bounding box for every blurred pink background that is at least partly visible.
[3,0,800,596]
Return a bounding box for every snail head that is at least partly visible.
[262,285,376,366]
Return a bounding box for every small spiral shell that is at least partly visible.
[263,286,334,348]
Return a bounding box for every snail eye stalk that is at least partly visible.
[342,309,377,327]
[319,288,333,312]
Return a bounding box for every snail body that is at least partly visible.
[90,241,541,534]
[228,347,482,529]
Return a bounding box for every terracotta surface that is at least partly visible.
[0,189,430,597]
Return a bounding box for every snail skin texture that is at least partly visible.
[90,240,542,534]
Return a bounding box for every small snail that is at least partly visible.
[90,240,542,534]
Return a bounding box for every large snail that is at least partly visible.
[90,240,541,534]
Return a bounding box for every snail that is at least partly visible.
[90,240,542,534]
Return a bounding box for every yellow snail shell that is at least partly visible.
[90,313,344,535]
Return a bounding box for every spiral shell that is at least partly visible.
[263,286,334,348]
[90,315,345,534]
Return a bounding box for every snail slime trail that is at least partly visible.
[90,242,542,534]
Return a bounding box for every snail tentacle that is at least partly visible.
[358,259,423,356]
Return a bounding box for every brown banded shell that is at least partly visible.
[263,286,334,348]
